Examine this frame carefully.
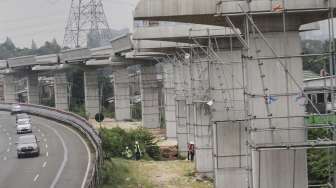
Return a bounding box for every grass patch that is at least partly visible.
[100,158,212,188]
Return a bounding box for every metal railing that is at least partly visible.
[0,103,102,188]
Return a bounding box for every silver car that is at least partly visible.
[11,104,22,115]
[16,113,30,123]
[16,135,40,158]
[16,119,32,134]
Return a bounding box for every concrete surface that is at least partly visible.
[0,111,90,188]
[84,69,100,118]
[4,74,16,103]
[140,65,160,129]
[114,67,132,121]
[54,72,69,111]
[162,63,177,140]
[27,72,39,105]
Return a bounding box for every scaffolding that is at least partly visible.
[162,0,336,187]
[217,0,336,187]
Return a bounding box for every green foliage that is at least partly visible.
[101,159,132,187]
[128,128,161,160]
[71,103,89,119]
[100,127,161,160]
[103,109,115,119]
[307,127,334,185]
[308,148,332,185]
[306,115,336,185]
[100,127,128,159]
[302,39,329,74]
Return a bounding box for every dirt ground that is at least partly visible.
[90,118,178,148]
[89,118,142,130]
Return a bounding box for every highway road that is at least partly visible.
[0,111,92,188]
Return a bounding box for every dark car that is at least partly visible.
[16,135,40,158]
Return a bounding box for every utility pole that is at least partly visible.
[63,0,112,49]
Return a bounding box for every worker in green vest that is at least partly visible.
[134,141,142,160]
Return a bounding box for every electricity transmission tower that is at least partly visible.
[63,0,112,49]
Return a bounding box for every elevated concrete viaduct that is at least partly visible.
[134,0,335,187]
[0,46,125,117]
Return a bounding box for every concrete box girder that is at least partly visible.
[135,0,334,26]
[133,24,233,43]
[8,56,36,68]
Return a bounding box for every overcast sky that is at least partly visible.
[0,0,139,48]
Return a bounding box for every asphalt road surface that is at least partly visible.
[0,111,91,188]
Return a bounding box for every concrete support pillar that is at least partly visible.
[84,70,100,118]
[140,65,160,129]
[54,72,69,111]
[190,59,213,177]
[0,75,4,102]
[27,72,39,104]
[175,61,193,156]
[248,31,308,188]
[4,74,16,103]
[210,50,249,187]
[176,99,187,155]
[162,63,177,140]
[114,67,131,121]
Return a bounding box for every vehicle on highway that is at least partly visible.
[16,113,31,123]
[11,104,22,115]
[16,119,32,134]
[16,135,40,158]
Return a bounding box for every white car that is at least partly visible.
[16,113,31,124]
[16,119,32,134]
[11,104,22,115]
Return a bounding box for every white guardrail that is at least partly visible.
[0,103,102,188]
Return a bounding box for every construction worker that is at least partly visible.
[134,141,142,160]
[187,141,195,161]
[123,146,133,159]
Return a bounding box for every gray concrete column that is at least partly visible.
[248,31,307,188]
[140,65,160,129]
[190,59,213,177]
[0,75,4,102]
[210,50,249,188]
[175,61,193,156]
[114,67,131,121]
[27,72,39,104]
[84,70,100,118]
[4,74,16,103]
[54,72,69,111]
[163,63,177,140]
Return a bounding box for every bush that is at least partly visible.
[100,127,160,160]
[128,128,161,160]
[100,127,128,159]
